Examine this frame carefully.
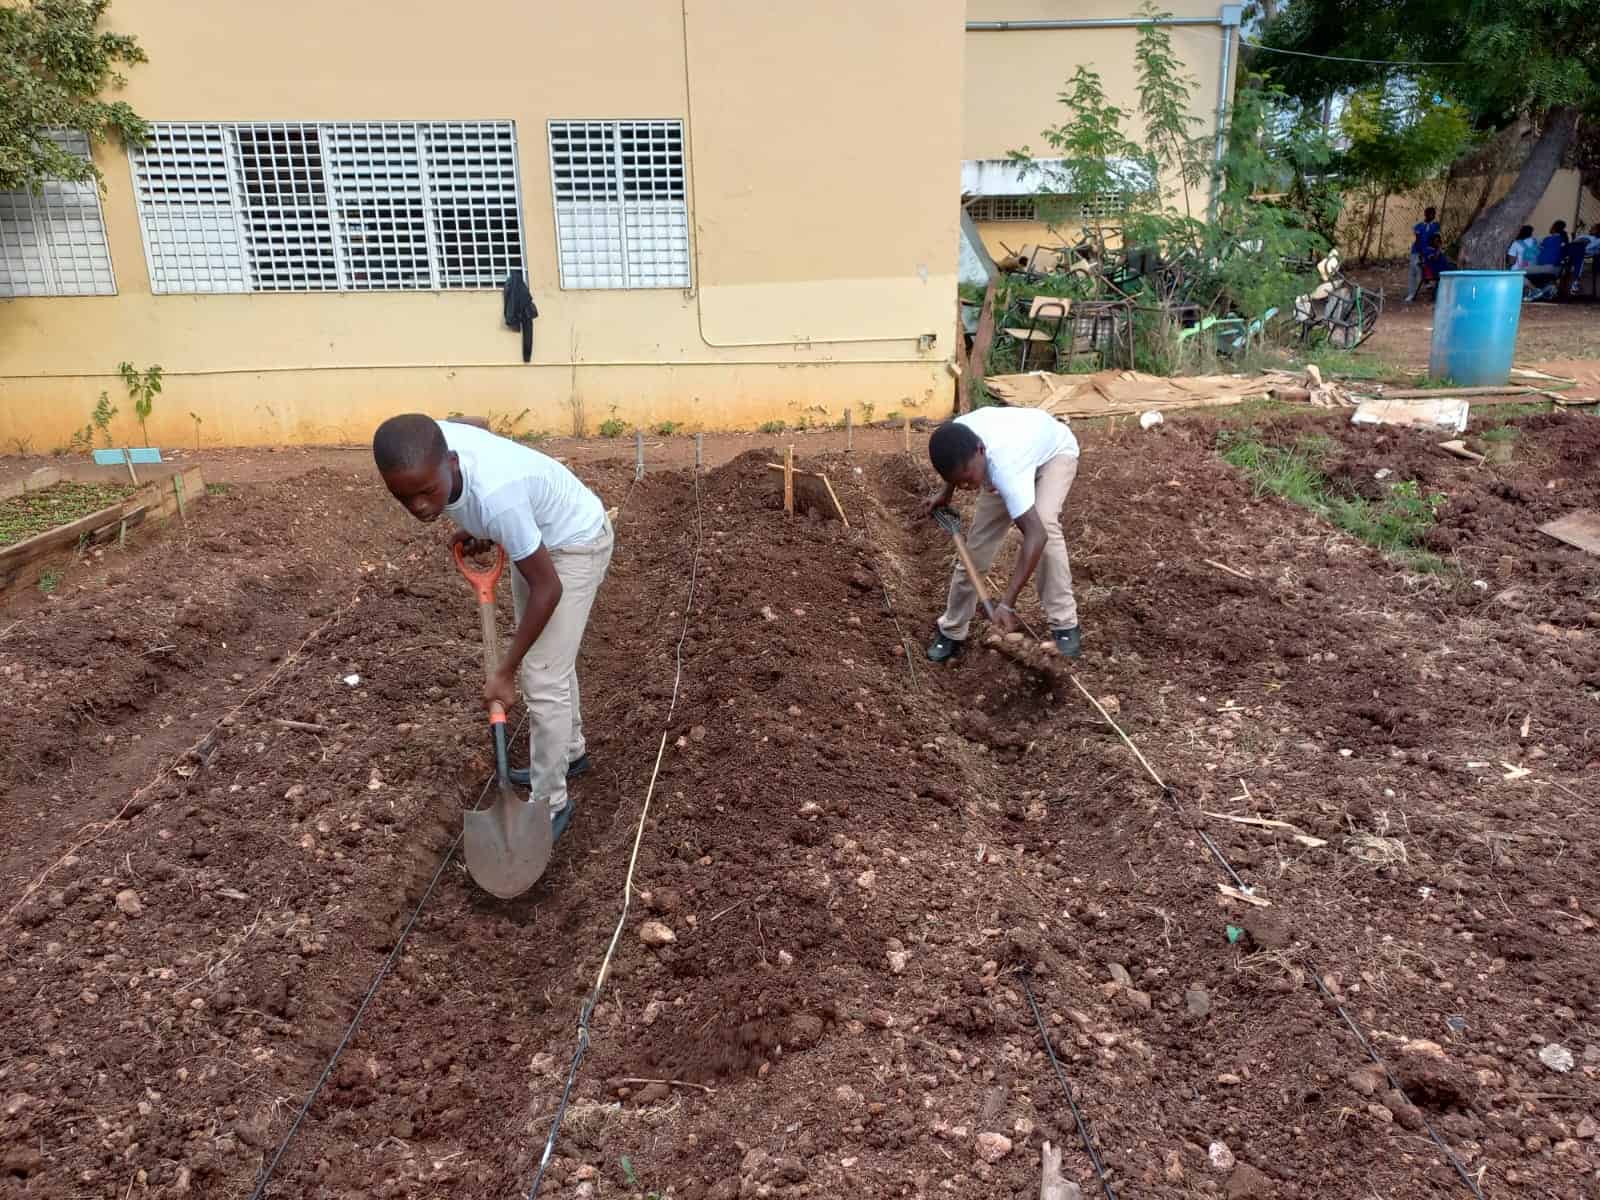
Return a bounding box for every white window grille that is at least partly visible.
[549,119,690,290]
[966,195,1037,223]
[129,121,525,294]
[0,131,116,297]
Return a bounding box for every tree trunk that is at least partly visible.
[1460,106,1580,268]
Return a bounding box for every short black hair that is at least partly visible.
[1551,220,1567,233]
[928,420,981,480]
[1424,206,1437,219]
[1518,225,1535,239]
[373,414,447,474]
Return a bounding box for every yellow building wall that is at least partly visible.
[963,0,1235,245]
[0,0,964,449]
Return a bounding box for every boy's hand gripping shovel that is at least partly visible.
[452,543,553,898]
[931,506,999,622]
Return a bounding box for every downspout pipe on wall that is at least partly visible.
[965,16,1219,30]
[1211,5,1243,219]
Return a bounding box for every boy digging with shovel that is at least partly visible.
[373,414,613,836]
[921,406,1082,661]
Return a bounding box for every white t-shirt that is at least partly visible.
[1508,237,1540,270]
[954,406,1079,519]
[439,420,606,560]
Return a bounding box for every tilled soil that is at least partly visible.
[1,414,1597,1200]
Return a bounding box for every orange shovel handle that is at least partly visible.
[451,541,506,605]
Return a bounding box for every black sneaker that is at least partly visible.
[1051,626,1082,658]
[927,632,964,663]
[552,799,576,842]
[509,755,593,788]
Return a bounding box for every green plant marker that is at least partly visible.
[1226,925,1244,944]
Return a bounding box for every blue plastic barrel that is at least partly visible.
[1428,270,1524,387]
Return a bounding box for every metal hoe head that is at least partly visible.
[463,774,553,899]
[932,506,962,537]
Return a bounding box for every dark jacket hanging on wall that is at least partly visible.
[502,272,539,363]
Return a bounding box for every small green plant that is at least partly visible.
[90,391,118,448]
[1478,425,1519,444]
[757,420,785,434]
[205,482,230,495]
[884,410,902,425]
[7,436,32,455]
[38,568,61,594]
[598,418,627,438]
[515,429,551,446]
[188,411,203,451]
[118,362,162,445]
[858,401,876,424]
[653,420,681,436]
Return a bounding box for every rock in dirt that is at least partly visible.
[1382,1089,1425,1131]
[633,1082,672,1104]
[1346,1066,1385,1097]
[974,1132,1013,1163]
[1227,1163,1274,1198]
[638,920,676,947]
[114,889,143,917]
[1186,986,1211,1018]
[886,949,908,975]
[1107,962,1134,988]
[1576,1115,1598,1140]
[1208,1141,1236,1171]
[1126,988,1152,1012]
[1538,1043,1574,1073]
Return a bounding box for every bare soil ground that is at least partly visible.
[1,408,1597,1200]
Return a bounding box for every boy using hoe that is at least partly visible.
[921,405,1082,662]
[373,414,612,835]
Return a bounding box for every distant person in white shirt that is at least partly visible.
[920,406,1083,661]
[373,414,613,831]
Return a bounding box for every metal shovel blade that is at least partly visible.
[462,779,554,899]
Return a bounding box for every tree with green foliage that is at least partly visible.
[1258,0,1600,266]
[0,0,147,192]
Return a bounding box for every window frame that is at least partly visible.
[546,118,692,291]
[0,130,118,298]
[129,119,529,295]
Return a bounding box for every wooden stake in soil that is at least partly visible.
[694,433,703,472]
[783,445,794,515]
[844,408,852,452]
[903,412,911,453]
[120,448,139,486]
[634,430,645,481]
[171,474,187,525]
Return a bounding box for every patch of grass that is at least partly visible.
[515,430,552,446]
[597,418,627,439]
[653,421,682,436]
[205,482,231,496]
[1478,424,1519,444]
[1218,430,1449,573]
[0,482,133,548]
[1471,400,1549,425]
[38,568,62,594]
[757,420,785,434]
[1290,346,1406,382]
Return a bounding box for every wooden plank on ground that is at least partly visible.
[1537,510,1600,557]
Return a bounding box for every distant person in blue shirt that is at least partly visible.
[1421,232,1455,281]
[1537,220,1570,267]
[1404,206,1441,302]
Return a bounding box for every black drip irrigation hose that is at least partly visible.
[245,715,525,1200]
[1081,682,1487,1199]
[1310,965,1486,1199]
[524,465,706,1199]
[247,476,649,1197]
[1018,970,1119,1200]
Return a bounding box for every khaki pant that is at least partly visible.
[937,453,1079,640]
[511,521,613,813]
